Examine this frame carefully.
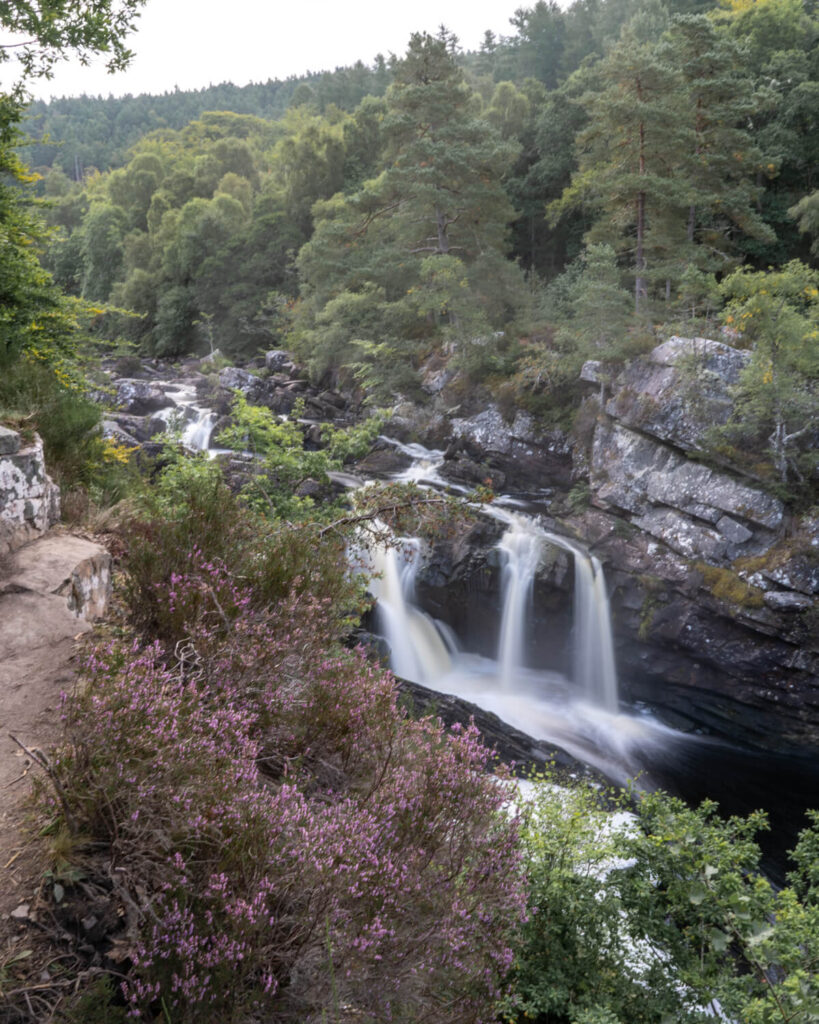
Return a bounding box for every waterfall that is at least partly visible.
[365,537,452,686]
[359,441,619,714]
[182,406,217,451]
[570,551,619,712]
[493,517,619,712]
[496,516,543,689]
[154,384,218,452]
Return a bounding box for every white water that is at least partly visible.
[497,516,544,690]
[159,384,218,452]
[365,443,676,785]
[364,534,453,686]
[182,406,218,451]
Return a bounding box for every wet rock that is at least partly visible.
[294,477,325,500]
[114,379,174,416]
[265,350,298,376]
[304,395,339,420]
[105,412,167,444]
[448,406,572,492]
[100,420,141,447]
[355,445,414,478]
[302,422,324,448]
[397,678,593,777]
[764,592,814,612]
[218,367,257,393]
[439,455,506,491]
[606,336,748,452]
[318,389,347,410]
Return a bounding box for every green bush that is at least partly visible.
[503,775,819,1024]
[0,357,137,511]
[122,443,364,643]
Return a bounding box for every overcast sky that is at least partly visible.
[24,0,531,101]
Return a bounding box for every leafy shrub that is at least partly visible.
[215,394,381,520]
[0,356,137,509]
[56,557,525,1023]
[122,445,364,644]
[503,776,819,1024]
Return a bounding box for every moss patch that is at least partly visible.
[695,562,765,609]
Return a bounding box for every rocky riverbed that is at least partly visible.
[364,337,819,753]
[91,338,818,753]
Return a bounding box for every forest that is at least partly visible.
[0,0,818,1021]
[10,0,818,496]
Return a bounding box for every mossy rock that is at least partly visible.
[695,562,765,609]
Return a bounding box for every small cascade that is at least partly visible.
[182,406,218,451]
[152,384,218,452]
[571,551,619,712]
[365,536,452,686]
[491,516,619,712]
[496,516,543,689]
[359,446,622,713]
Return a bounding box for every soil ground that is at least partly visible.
[0,533,108,921]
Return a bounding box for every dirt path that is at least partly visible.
[0,532,111,919]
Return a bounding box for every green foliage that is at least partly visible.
[505,776,819,1024]
[295,32,524,394]
[216,394,380,520]
[0,109,79,369]
[0,0,146,512]
[0,353,137,511]
[123,440,363,643]
[711,261,819,496]
[0,0,146,94]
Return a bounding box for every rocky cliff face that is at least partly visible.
[582,338,817,750]
[0,427,60,556]
[396,337,818,753]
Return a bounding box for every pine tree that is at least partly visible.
[660,16,773,276]
[551,16,689,312]
[296,33,522,393]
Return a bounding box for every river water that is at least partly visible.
[364,441,818,880]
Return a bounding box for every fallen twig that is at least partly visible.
[7,735,77,836]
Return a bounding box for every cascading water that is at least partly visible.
[182,406,218,451]
[566,544,619,712]
[365,535,452,686]
[362,443,667,786]
[158,384,218,452]
[491,512,618,711]
[496,516,543,690]
[362,441,818,878]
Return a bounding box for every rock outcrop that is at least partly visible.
[442,406,572,494]
[0,428,60,555]
[400,337,817,753]
[574,339,817,749]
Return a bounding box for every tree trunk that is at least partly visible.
[635,90,647,313]
[635,189,646,313]
[435,204,449,254]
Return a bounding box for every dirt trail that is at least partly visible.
[0,532,111,918]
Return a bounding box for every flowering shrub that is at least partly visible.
[57,558,525,1022]
[122,448,365,644]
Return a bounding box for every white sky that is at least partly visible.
[22,0,530,101]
